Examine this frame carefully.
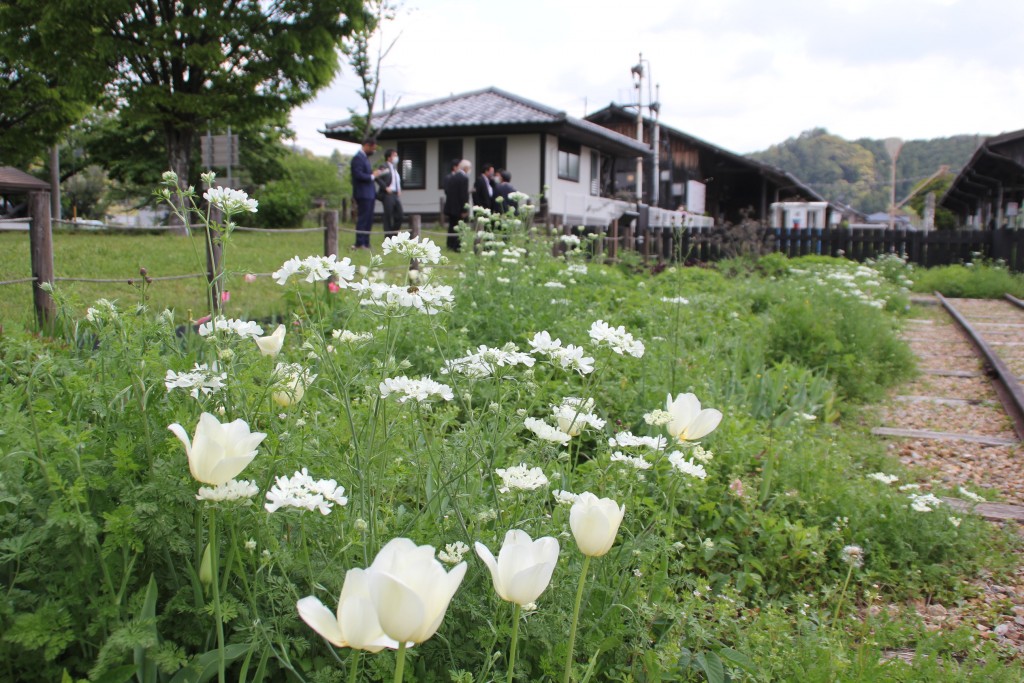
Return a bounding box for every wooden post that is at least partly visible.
[341,197,350,223]
[409,214,421,239]
[608,219,619,261]
[206,207,223,311]
[324,210,339,258]
[28,190,55,330]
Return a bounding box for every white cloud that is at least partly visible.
[291,0,1024,157]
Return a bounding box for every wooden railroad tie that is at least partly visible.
[870,427,1018,446]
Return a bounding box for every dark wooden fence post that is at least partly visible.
[409,214,422,239]
[324,210,339,259]
[28,190,55,330]
[608,218,619,262]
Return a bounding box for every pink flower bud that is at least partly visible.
[244,273,258,283]
[221,291,231,302]
[328,281,341,293]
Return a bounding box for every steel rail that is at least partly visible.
[936,292,1024,441]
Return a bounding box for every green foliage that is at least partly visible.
[0,201,1019,681]
[751,128,981,215]
[911,262,1024,298]
[254,149,347,228]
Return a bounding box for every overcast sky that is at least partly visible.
[289,0,1024,158]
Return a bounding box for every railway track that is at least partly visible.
[874,295,1024,519]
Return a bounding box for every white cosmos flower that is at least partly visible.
[198,316,264,338]
[608,431,667,450]
[196,479,259,502]
[254,324,286,357]
[665,393,723,442]
[168,413,266,486]
[273,254,356,286]
[204,186,258,214]
[588,320,645,358]
[523,417,571,445]
[610,452,652,470]
[165,363,227,399]
[667,451,708,479]
[265,468,348,514]
[474,530,559,606]
[381,232,443,264]
[297,569,400,652]
[551,397,605,436]
[379,376,454,403]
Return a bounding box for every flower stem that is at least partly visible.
[563,554,592,683]
[348,650,361,683]
[507,603,522,683]
[208,509,226,683]
[393,641,407,683]
[830,563,855,630]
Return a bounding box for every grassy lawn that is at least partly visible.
[0,226,421,328]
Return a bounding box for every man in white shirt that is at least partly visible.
[379,147,404,237]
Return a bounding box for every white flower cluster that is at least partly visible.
[552,489,580,506]
[350,280,454,315]
[660,296,690,304]
[438,541,470,564]
[495,463,549,493]
[867,472,899,485]
[442,343,535,378]
[610,452,652,470]
[85,298,119,322]
[196,479,259,502]
[198,316,264,338]
[559,234,581,248]
[379,375,454,403]
[264,468,349,514]
[667,451,708,480]
[331,329,374,343]
[608,431,667,450]
[381,232,443,264]
[272,254,356,286]
[543,281,567,289]
[507,191,531,206]
[165,363,227,399]
[566,263,588,275]
[958,486,985,503]
[840,544,864,568]
[204,186,258,214]
[589,320,645,358]
[689,445,714,463]
[908,492,943,512]
[528,331,595,375]
[642,409,673,426]
[523,417,571,445]
[551,397,605,436]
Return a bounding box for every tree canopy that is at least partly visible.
[0,0,366,188]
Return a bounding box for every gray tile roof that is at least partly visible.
[0,166,50,192]
[323,87,650,156]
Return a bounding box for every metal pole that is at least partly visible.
[635,54,643,204]
[652,90,661,208]
[885,138,902,231]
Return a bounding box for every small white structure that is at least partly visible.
[769,201,837,229]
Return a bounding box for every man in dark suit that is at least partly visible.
[494,169,517,212]
[443,159,471,251]
[378,147,403,238]
[473,163,496,212]
[350,136,380,249]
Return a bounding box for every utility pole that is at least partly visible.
[632,54,644,204]
[651,84,661,208]
[885,137,903,231]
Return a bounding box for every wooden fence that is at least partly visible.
[630,225,1024,271]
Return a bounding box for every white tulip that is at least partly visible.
[254,324,286,357]
[569,492,625,557]
[297,569,401,652]
[365,538,467,645]
[474,530,559,606]
[168,413,266,485]
[665,392,722,442]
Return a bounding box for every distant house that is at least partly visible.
[941,128,1024,229]
[323,87,685,228]
[584,104,825,225]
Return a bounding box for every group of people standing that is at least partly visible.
[350,137,517,251]
[442,159,517,250]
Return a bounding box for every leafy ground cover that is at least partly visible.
[1,199,1022,682]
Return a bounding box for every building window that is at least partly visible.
[558,138,580,182]
[590,150,600,195]
[438,139,463,188]
[475,137,507,176]
[397,141,426,190]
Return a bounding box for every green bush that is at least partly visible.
[911,262,1024,298]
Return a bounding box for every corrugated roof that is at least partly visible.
[0,167,50,192]
[322,87,651,156]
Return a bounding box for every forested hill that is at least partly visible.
[749,128,983,214]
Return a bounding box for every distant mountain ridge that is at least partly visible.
[749,128,983,215]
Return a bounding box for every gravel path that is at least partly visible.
[877,297,1024,657]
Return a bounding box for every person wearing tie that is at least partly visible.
[379,148,404,238]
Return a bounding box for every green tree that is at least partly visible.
[1,0,366,201]
[255,148,347,228]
